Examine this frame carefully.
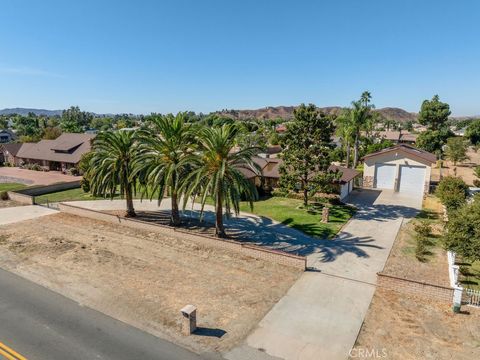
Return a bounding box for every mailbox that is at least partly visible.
[180,304,197,335]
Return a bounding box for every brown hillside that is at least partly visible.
[217,106,417,123]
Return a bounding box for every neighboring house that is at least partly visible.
[0,129,16,143]
[328,165,361,200]
[362,144,436,198]
[9,133,95,171]
[239,156,281,191]
[374,130,417,144]
[258,145,282,159]
[0,143,23,165]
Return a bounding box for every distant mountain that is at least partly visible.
[0,108,63,116]
[217,106,418,123]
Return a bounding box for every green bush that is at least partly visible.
[415,235,429,262]
[436,176,469,211]
[80,178,90,193]
[0,191,9,201]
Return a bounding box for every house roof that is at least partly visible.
[0,142,23,156]
[362,144,436,164]
[328,165,361,183]
[237,156,282,179]
[16,133,95,164]
[374,131,417,142]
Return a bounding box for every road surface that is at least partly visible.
[0,268,206,360]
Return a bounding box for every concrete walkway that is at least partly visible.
[226,189,421,360]
[0,205,58,225]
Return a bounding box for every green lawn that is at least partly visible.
[204,196,355,239]
[34,188,109,204]
[0,183,28,192]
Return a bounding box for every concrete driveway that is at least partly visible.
[0,205,58,225]
[227,189,422,360]
[0,167,81,185]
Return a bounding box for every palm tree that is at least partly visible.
[182,124,260,238]
[335,112,354,168]
[133,113,194,226]
[88,130,138,217]
[360,91,372,107]
[351,100,371,169]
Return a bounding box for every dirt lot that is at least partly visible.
[352,196,480,359]
[431,147,480,185]
[0,213,301,354]
[380,197,449,286]
[353,288,480,360]
[0,199,25,208]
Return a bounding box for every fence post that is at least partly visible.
[453,286,463,313]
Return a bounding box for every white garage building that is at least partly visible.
[362,144,436,198]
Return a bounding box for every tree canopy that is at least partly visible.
[279,103,337,206]
[466,119,480,146]
[444,195,480,262]
[418,95,451,131]
[445,137,469,166]
[436,176,469,212]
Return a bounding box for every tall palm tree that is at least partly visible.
[133,113,194,226]
[88,130,138,217]
[182,124,260,238]
[336,111,354,168]
[351,100,371,169]
[360,91,372,107]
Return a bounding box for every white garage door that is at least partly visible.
[399,165,426,195]
[375,163,396,190]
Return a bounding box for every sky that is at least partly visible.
[1,0,479,116]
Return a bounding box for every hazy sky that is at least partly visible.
[1,0,479,115]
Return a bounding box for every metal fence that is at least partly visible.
[465,288,480,307]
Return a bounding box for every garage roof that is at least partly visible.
[362,144,436,164]
[328,165,361,183]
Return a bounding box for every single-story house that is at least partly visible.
[328,165,361,200]
[1,133,95,171]
[239,156,282,191]
[374,130,417,144]
[0,142,23,165]
[0,129,16,143]
[238,157,360,199]
[362,144,436,198]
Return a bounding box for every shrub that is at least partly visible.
[415,235,429,262]
[80,178,90,193]
[0,191,9,201]
[67,167,79,176]
[474,179,480,188]
[436,176,469,211]
[414,221,432,238]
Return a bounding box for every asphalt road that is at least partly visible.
[0,268,207,360]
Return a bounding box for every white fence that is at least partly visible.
[448,250,480,308]
[447,251,464,308]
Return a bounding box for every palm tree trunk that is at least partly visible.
[345,141,351,168]
[171,190,180,226]
[125,186,136,217]
[353,132,359,169]
[215,191,226,238]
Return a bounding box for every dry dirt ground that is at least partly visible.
[431,147,480,185]
[351,196,480,359]
[352,288,480,360]
[0,199,25,208]
[0,213,301,354]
